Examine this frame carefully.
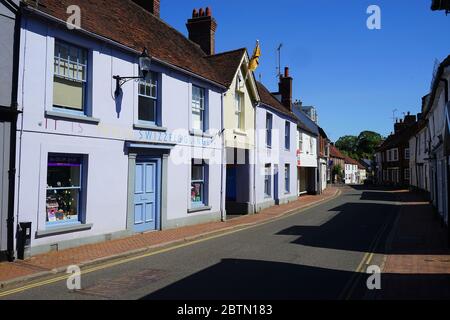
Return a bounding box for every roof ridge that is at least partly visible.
[207,48,247,58]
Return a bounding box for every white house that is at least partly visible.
[409,111,430,194]
[344,157,358,184]
[254,74,298,212]
[13,0,228,255]
[423,56,450,226]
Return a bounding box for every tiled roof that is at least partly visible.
[23,0,226,86]
[377,123,417,151]
[256,81,300,122]
[344,155,360,166]
[205,48,246,88]
[330,144,345,159]
[424,55,450,116]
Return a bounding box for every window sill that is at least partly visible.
[233,129,247,136]
[189,130,214,139]
[45,111,100,124]
[35,223,93,239]
[188,205,212,213]
[134,124,167,132]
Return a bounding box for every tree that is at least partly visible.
[356,131,383,159]
[335,131,384,161]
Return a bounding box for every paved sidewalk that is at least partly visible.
[0,187,339,287]
[380,190,450,299]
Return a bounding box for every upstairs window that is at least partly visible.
[404,148,410,160]
[53,40,87,113]
[235,91,244,129]
[138,72,158,124]
[298,132,303,152]
[285,164,290,193]
[285,121,290,150]
[192,85,206,131]
[266,113,273,148]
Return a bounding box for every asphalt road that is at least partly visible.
[1,185,400,300]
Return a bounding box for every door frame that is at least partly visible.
[127,153,162,232]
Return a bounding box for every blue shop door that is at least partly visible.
[134,161,158,232]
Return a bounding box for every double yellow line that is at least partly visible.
[0,190,342,298]
[339,212,393,300]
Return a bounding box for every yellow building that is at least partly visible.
[207,48,260,214]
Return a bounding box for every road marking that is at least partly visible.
[340,209,395,300]
[0,190,342,298]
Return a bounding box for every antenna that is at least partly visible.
[276,43,283,78]
[392,108,398,124]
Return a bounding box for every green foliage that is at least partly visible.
[335,131,383,161]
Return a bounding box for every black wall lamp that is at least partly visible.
[113,48,152,97]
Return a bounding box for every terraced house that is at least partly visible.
[12,0,231,255]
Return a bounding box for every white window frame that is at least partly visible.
[235,90,244,130]
[138,71,158,125]
[191,85,206,131]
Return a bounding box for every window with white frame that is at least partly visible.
[264,164,271,197]
[235,91,244,129]
[191,160,207,208]
[138,72,158,124]
[404,168,410,181]
[393,148,399,161]
[46,153,85,226]
[192,85,206,131]
[266,113,273,148]
[298,132,303,153]
[53,40,88,113]
[285,121,290,150]
[404,148,410,160]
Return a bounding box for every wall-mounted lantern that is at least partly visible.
[113,48,152,97]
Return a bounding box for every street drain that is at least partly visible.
[75,268,167,299]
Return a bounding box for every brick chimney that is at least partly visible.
[186,7,217,55]
[132,0,160,17]
[278,67,293,111]
[403,111,416,125]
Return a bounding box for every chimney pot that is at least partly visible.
[284,67,289,77]
[186,7,217,55]
[279,66,293,112]
[193,9,198,18]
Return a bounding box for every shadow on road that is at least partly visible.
[140,258,450,300]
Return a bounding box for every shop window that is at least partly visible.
[191,160,208,208]
[46,154,84,226]
[53,40,88,114]
[138,72,158,124]
[192,85,206,131]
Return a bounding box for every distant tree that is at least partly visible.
[356,131,383,159]
[335,131,384,161]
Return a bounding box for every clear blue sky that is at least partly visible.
[161,0,450,142]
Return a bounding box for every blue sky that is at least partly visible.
[161,0,450,142]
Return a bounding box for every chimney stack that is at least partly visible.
[186,7,217,55]
[278,67,293,111]
[132,0,160,17]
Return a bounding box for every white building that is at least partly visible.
[344,157,359,184]
[409,113,430,194]
[13,1,228,255]
[423,56,450,226]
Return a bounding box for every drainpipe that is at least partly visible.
[6,1,22,261]
[220,92,225,222]
[253,102,257,213]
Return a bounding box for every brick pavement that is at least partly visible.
[0,187,339,285]
[380,190,450,299]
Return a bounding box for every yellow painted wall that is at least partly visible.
[223,63,256,150]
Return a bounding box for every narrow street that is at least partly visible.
[1,186,416,300]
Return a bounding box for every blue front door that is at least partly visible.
[134,161,158,232]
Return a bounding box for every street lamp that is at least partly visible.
[113,48,152,97]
